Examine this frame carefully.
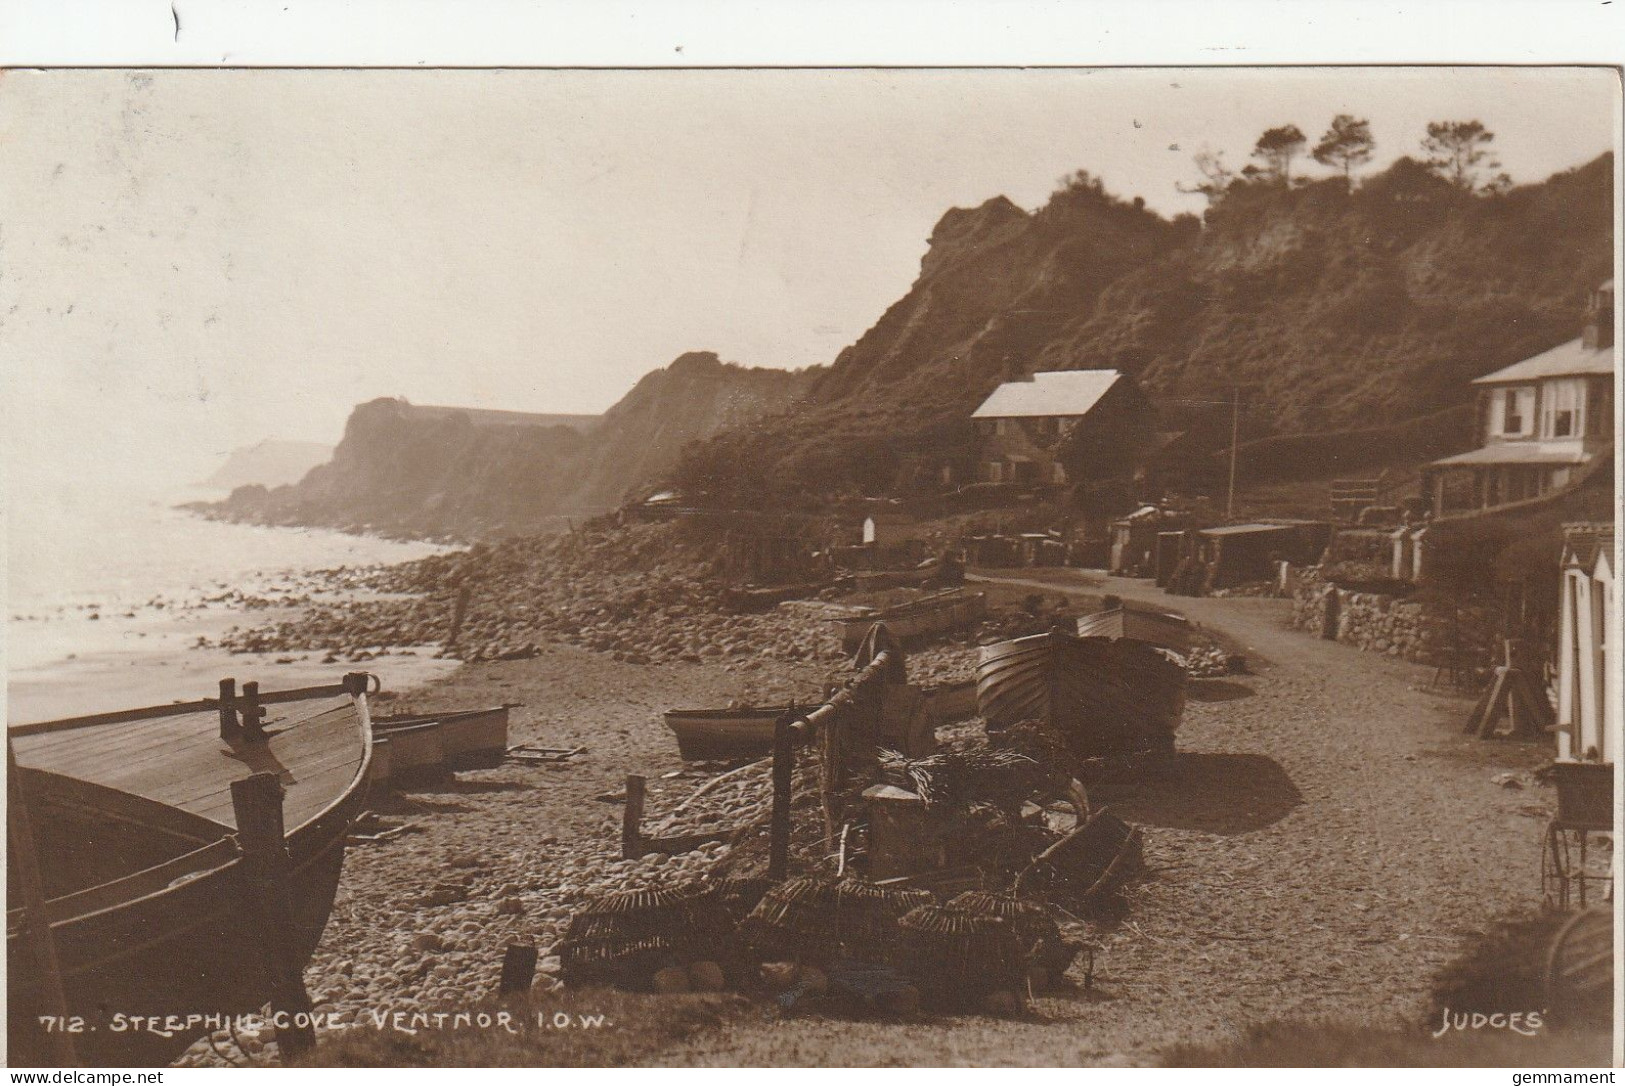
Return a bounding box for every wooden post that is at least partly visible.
[621,774,646,859]
[230,773,316,1059]
[446,584,472,650]
[219,677,240,740]
[6,741,78,1066]
[498,944,539,994]
[241,680,265,741]
[768,708,796,881]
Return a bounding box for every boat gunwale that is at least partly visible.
[663,706,791,722]
[7,677,374,738]
[833,588,984,624]
[372,705,510,730]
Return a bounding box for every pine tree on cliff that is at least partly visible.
[1421,120,1511,193]
[1312,115,1376,184]
[1245,124,1308,184]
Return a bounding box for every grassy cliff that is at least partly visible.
[674,154,1614,505]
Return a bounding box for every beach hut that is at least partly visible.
[1545,522,1616,908]
[1555,523,1617,766]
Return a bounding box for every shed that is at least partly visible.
[1197,524,1298,589]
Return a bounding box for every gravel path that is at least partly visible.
[655,573,1557,1066]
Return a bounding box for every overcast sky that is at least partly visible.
[1,66,1616,492]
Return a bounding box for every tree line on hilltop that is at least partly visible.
[1180,116,1511,204]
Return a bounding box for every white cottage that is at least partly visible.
[1423,281,1616,516]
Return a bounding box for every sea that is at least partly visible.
[4,483,460,722]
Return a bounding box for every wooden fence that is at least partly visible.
[622,624,917,880]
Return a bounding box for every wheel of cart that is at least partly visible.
[1541,819,1571,909]
[1542,819,1613,910]
[1544,907,1614,1028]
[1541,761,1615,909]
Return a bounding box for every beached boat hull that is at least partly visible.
[663,707,787,761]
[976,630,1185,758]
[1074,605,1193,656]
[836,590,986,653]
[6,681,373,1066]
[373,705,511,770]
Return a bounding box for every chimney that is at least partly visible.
[1583,281,1614,350]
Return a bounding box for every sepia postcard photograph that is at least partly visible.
[1,5,1621,1073]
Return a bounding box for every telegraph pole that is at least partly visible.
[1225,386,1240,520]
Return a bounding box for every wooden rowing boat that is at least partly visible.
[663,706,787,761]
[5,675,376,1066]
[835,590,987,653]
[976,630,1185,758]
[1075,605,1193,656]
[373,705,511,770]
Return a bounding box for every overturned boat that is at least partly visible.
[6,675,377,1066]
[976,629,1185,758]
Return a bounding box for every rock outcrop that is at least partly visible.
[195,353,817,539]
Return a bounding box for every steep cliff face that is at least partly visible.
[202,353,817,538]
[673,154,1614,503]
[564,351,819,513]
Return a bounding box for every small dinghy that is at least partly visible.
[372,704,512,771]
[663,706,788,761]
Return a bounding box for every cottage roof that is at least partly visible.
[1430,442,1593,468]
[1471,338,1616,385]
[1562,522,1615,572]
[972,369,1123,419]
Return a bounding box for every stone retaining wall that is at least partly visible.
[1289,566,1500,666]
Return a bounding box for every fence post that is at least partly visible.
[621,775,646,859]
[219,677,240,740]
[768,708,797,880]
[498,944,539,994]
[230,772,316,1059]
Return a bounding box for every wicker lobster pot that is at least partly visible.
[897,904,1024,1009]
[557,882,725,988]
[946,891,1076,976]
[741,877,845,963]
[742,878,935,965]
[711,875,776,927]
[835,880,935,964]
